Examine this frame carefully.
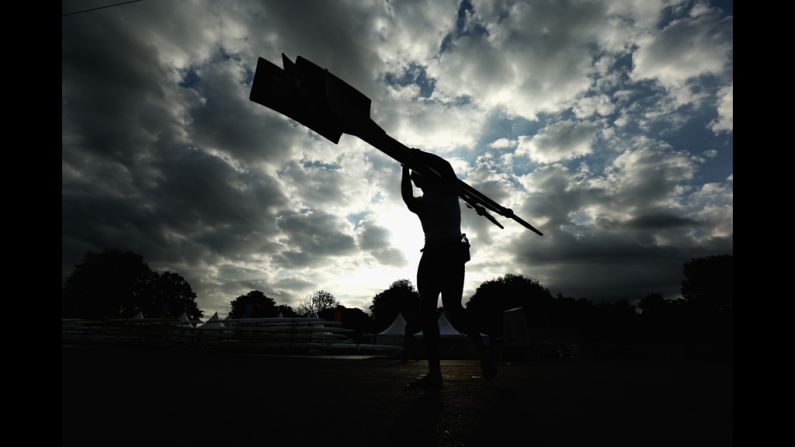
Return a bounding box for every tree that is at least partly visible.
[62,249,156,319]
[545,293,593,328]
[298,290,339,317]
[681,255,733,312]
[636,293,685,344]
[638,293,668,314]
[229,291,278,318]
[62,249,204,320]
[145,271,203,320]
[466,274,554,335]
[275,304,298,318]
[368,279,420,332]
[680,255,733,353]
[338,306,373,333]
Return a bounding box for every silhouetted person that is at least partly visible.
[402,303,445,363]
[400,291,422,362]
[401,149,496,389]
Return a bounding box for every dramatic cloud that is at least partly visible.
[516,120,599,164]
[62,0,732,316]
[357,218,408,267]
[631,2,732,105]
[709,83,733,134]
[429,0,611,120]
[273,208,358,268]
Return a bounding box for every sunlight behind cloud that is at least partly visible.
[62,0,733,314]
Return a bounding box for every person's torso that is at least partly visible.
[414,192,461,243]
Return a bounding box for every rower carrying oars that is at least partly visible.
[248,53,543,236]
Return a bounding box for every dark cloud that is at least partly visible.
[215,264,272,293]
[62,14,174,165]
[513,225,732,300]
[186,57,300,165]
[61,5,293,309]
[520,174,601,228]
[624,213,701,230]
[251,0,386,101]
[278,160,349,207]
[357,219,407,267]
[62,140,289,268]
[504,144,730,300]
[272,209,357,268]
[273,277,315,293]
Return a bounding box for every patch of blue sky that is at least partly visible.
[563,134,617,176]
[217,46,240,63]
[655,0,731,29]
[476,111,549,148]
[457,111,557,178]
[178,67,200,88]
[345,211,370,228]
[508,157,541,182]
[456,0,474,29]
[710,0,732,15]
[611,78,670,116]
[301,160,340,170]
[445,95,473,107]
[656,0,692,29]
[241,63,255,87]
[383,63,436,98]
[653,108,732,185]
[615,72,732,184]
[594,53,637,96]
[552,108,584,123]
[440,0,488,54]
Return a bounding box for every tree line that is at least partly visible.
[62,249,732,355]
[62,250,204,321]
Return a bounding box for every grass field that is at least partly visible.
[62,345,732,446]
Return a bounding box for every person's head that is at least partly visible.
[410,161,456,195]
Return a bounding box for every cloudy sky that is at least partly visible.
[62,0,732,317]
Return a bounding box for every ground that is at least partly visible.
[62,345,732,446]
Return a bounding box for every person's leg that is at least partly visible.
[412,252,443,386]
[439,260,481,343]
[403,318,418,362]
[440,260,497,380]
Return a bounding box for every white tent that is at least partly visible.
[378,312,411,337]
[376,310,487,355]
[131,311,144,320]
[199,312,225,330]
[377,311,472,346]
[437,311,466,337]
[175,312,193,327]
[378,311,469,338]
[375,312,416,346]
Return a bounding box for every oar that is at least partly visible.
[249,54,543,236]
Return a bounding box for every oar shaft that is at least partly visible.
[349,120,543,235]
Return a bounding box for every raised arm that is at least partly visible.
[401,164,419,213]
